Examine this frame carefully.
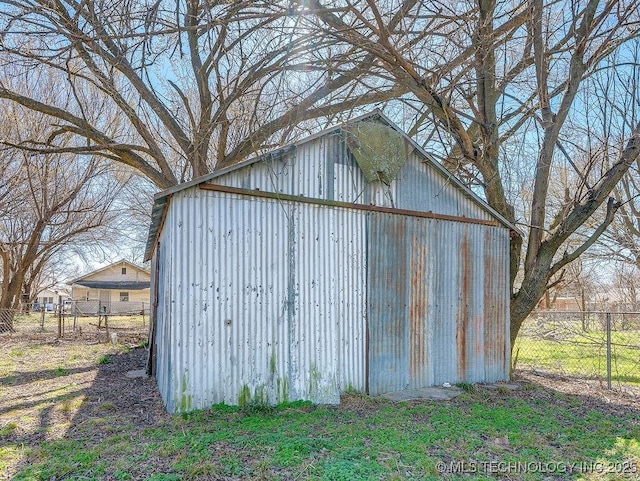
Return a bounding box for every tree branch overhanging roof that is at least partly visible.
[144,110,521,262]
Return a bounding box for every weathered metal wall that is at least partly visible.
[394,151,495,221]
[152,124,512,411]
[213,134,490,220]
[368,214,510,396]
[215,132,365,204]
[154,187,367,412]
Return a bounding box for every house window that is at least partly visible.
[120,292,129,302]
[121,267,127,275]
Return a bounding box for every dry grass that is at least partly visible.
[0,314,150,479]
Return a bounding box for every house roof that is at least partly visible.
[72,280,150,290]
[144,110,521,261]
[68,259,149,285]
[37,287,71,298]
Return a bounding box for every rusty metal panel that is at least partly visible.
[367,214,510,396]
[483,226,511,380]
[153,186,367,412]
[407,217,432,388]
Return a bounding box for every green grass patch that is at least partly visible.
[0,422,18,437]
[3,320,639,480]
[514,328,640,385]
[97,354,112,365]
[12,390,639,480]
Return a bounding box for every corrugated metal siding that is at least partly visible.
[154,187,367,412]
[212,138,493,220]
[214,133,367,205]
[367,214,409,394]
[331,136,367,203]
[214,154,292,193]
[152,122,512,411]
[288,203,367,402]
[394,151,494,221]
[154,231,172,408]
[367,214,510,396]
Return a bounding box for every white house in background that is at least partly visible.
[68,260,151,314]
[33,287,71,311]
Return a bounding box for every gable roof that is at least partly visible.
[144,110,520,261]
[68,259,149,285]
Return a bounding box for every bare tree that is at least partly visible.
[0,104,122,332]
[297,0,640,343]
[0,0,402,188]
[0,152,118,313]
[599,163,640,270]
[3,0,640,345]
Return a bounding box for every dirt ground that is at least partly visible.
[0,317,167,479]
[516,370,640,413]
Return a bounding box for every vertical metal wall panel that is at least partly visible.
[213,133,369,204]
[395,152,494,221]
[158,190,291,411]
[366,181,398,208]
[367,215,510,396]
[289,202,367,402]
[329,134,367,203]
[292,135,328,198]
[153,238,173,410]
[154,186,367,412]
[215,157,292,193]
[433,220,459,384]
[152,125,512,412]
[367,214,410,395]
[483,226,511,380]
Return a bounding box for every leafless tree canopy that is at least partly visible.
[0,0,402,188]
[0,103,120,313]
[294,0,640,341]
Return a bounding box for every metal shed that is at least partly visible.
[144,111,516,413]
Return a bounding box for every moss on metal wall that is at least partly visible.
[345,121,409,185]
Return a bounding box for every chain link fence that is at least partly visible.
[513,310,640,390]
[0,308,17,333]
[0,302,149,342]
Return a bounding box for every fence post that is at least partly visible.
[40,306,45,331]
[606,312,612,390]
[57,294,63,338]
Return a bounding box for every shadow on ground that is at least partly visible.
[1,338,639,480]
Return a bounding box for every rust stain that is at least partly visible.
[474,314,483,358]
[368,214,408,393]
[484,227,495,373]
[457,227,469,380]
[409,230,427,381]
